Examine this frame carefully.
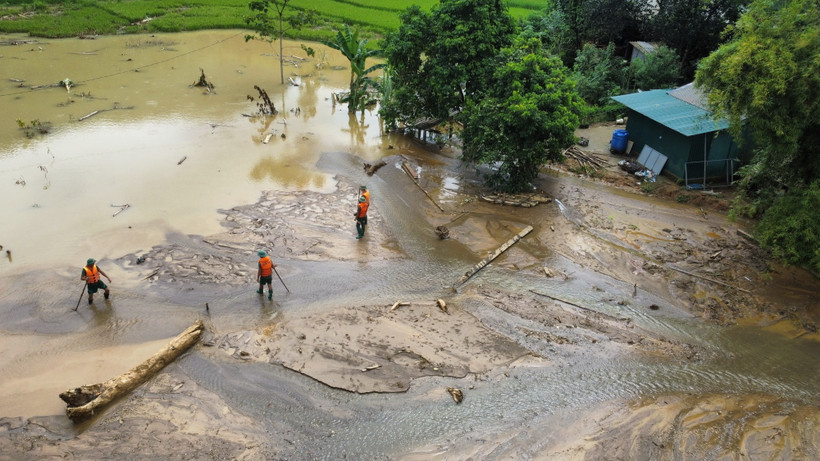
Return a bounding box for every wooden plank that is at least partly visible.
[453,225,533,288]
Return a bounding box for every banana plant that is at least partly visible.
[324,25,385,113]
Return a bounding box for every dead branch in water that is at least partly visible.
[59,320,204,422]
[247,85,276,115]
[78,103,135,122]
[401,161,444,212]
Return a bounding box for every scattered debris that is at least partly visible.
[435,225,449,239]
[479,193,552,208]
[262,133,273,144]
[436,298,448,314]
[446,387,463,403]
[363,160,386,176]
[360,365,380,372]
[77,103,135,122]
[111,203,130,217]
[564,146,609,171]
[177,156,187,165]
[390,301,410,311]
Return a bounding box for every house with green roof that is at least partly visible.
[611,83,749,185]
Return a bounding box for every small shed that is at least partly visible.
[611,83,745,184]
[627,41,661,63]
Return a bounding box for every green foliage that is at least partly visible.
[640,182,656,194]
[629,45,681,90]
[324,25,385,112]
[648,0,749,81]
[246,0,319,84]
[572,42,626,106]
[462,37,582,192]
[697,0,820,195]
[16,119,51,138]
[381,0,517,129]
[519,7,575,66]
[755,181,820,275]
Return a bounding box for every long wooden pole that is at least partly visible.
[273,266,290,292]
[453,225,533,288]
[73,282,87,311]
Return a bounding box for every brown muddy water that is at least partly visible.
[1,30,818,459]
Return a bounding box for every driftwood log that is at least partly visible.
[59,320,204,422]
[453,225,533,288]
[364,160,386,176]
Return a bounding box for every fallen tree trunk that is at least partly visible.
[59,320,204,422]
[453,225,533,288]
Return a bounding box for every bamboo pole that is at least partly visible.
[453,225,533,288]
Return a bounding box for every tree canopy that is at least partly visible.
[696,0,820,274]
[462,38,582,192]
[380,0,517,129]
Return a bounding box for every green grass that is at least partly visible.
[0,0,543,39]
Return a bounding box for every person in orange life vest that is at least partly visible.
[355,195,369,239]
[256,250,276,300]
[359,184,370,207]
[81,258,111,305]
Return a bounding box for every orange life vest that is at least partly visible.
[83,265,100,283]
[361,190,370,205]
[259,256,273,276]
[356,201,369,218]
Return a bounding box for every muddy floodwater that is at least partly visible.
[1,30,819,460]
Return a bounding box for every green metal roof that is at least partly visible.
[611,89,729,137]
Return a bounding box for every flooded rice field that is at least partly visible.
[0,30,818,460]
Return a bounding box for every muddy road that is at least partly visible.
[1,31,818,460]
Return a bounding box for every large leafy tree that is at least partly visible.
[554,0,649,52]
[572,42,627,106]
[629,45,681,90]
[648,0,749,80]
[324,25,385,113]
[381,0,517,129]
[696,0,820,273]
[246,0,316,84]
[462,38,583,192]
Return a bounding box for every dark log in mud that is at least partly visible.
[363,160,385,176]
[59,320,204,422]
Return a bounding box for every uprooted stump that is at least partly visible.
[363,160,386,176]
[193,68,214,89]
[59,320,204,422]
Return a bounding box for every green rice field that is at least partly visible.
[0,0,547,39]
